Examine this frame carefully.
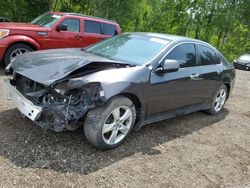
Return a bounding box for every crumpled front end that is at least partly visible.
[4,72,104,132]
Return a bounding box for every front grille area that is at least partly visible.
[13,73,45,96]
[234,63,246,70]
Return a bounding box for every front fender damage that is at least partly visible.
[8,61,130,132]
[26,81,105,132]
[40,83,104,132]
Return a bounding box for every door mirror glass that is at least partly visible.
[156,59,180,73]
[56,24,68,32]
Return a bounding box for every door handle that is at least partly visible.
[74,34,81,38]
[190,73,200,79]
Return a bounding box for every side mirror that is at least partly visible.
[113,30,118,36]
[156,59,180,73]
[56,24,68,32]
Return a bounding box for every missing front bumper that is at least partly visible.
[4,78,42,121]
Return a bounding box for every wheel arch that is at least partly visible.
[224,82,231,99]
[3,37,42,65]
[5,35,42,50]
[222,72,233,99]
[5,41,37,52]
[109,92,143,128]
[3,35,43,61]
[3,41,37,65]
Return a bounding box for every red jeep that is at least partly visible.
[0,12,121,65]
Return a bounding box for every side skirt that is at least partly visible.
[138,104,210,129]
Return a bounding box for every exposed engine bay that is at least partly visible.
[5,61,129,132]
[4,44,136,133]
[10,73,103,132]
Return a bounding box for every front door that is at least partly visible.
[146,43,203,118]
[46,18,83,49]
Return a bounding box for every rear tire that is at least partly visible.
[84,96,136,150]
[206,85,228,115]
[4,43,34,66]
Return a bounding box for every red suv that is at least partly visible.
[0,12,121,65]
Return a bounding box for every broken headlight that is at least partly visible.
[54,88,66,95]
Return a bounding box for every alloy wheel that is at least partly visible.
[102,106,133,145]
[214,88,227,112]
[10,48,30,60]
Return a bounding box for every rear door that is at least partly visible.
[195,44,222,104]
[82,19,103,47]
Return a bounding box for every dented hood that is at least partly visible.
[11,48,118,86]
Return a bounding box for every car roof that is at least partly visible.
[49,12,117,24]
[238,54,250,61]
[131,32,212,46]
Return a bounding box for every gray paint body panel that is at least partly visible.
[8,33,235,130]
[11,48,123,85]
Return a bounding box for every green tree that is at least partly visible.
[0,0,250,61]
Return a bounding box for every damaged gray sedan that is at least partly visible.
[4,33,235,149]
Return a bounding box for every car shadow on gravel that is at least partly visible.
[0,107,229,175]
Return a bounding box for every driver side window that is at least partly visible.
[60,18,80,32]
[166,44,196,68]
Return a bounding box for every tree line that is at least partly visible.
[0,0,250,61]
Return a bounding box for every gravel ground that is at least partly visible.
[0,69,249,188]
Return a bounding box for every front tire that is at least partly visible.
[4,43,33,66]
[84,96,136,150]
[206,85,228,115]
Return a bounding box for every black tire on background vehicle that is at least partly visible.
[206,85,228,115]
[4,43,34,66]
[84,96,136,150]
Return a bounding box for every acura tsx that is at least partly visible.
[4,33,235,150]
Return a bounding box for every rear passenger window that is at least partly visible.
[198,45,219,65]
[84,20,101,34]
[166,44,196,68]
[60,19,80,32]
[103,23,117,36]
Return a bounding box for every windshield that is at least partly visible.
[86,34,170,65]
[31,13,62,28]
